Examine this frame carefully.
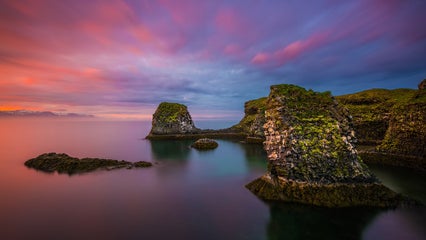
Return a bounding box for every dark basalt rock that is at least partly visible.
[25,153,152,175]
[191,138,218,150]
[246,84,413,207]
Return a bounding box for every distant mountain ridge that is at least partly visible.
[0,110,94,118]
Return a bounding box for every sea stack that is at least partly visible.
[246,84,408,207]
[148,102,199,136]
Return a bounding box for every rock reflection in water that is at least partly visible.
[266,202,381,240]
[149,140,192,161]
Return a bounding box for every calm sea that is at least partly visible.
[0,119,425,240]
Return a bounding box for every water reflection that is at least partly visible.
[369,164,426,203]
[240,143,268,170]
[266,202,382,240]
[149,140,193,161]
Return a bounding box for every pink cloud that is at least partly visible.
[251,52,271,64]
[224,44,242,56]
[252,32,329,66]
[215,8,242,34]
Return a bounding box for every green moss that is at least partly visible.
[232,97,267,133]
[153,102,188,123]
[245,97,267,113]
[270,84,334,121]
[336,88,419,144]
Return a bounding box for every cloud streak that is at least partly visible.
[0,0,425,119]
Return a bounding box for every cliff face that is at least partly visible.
[336,89,415,145]
[231,97,266,139]
[377,89,426,161]
[149,102,198,135]
[337,85,425,170]
[247,84,407,207]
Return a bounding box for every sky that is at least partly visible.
[1,0,425,120]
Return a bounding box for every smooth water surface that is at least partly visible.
[0,119,425,240]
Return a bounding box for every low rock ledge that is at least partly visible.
[25,152,152,175]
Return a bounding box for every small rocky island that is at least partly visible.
[146,102,247,140]
[243,84,414,207]
[191,138,219,150]
[25,153,152,175]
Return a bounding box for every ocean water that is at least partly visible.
[0,119,424,240]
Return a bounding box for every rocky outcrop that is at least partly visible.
[149,102,198,135]
[191,138,218,150]
[231,97,267,140]
[336,89,414,145]
[374,88,426,170]
[246,84,410,207]
[25,153,152,175]
[146,102,246,140]
[337,82,425,170]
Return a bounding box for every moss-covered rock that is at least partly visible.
[336,88,415,145]
[337,82,425,170]
[263,84,375,183]
[247,84,410,207]
[376,88,426,164]
[231,97,267,142]
[148,102,199,135]
[191,138,218,150]
[25,153,152,174]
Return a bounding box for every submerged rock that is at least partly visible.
[149,102,199,135]
[25,153,152,174]
[246,84,410,207]
[191,138,218,150]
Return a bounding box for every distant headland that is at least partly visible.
[0,110,94,118]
